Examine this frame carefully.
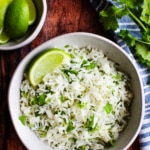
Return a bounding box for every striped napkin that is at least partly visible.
[89,0,150,150]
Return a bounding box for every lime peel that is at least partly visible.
[28,48,71,87]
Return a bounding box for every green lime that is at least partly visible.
[0,0,13,29]
[0,27,9,44]
[28,48,71,87]
[26,0,37,25]
[4,0,29,39]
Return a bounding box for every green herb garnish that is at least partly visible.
[19,115,27,125]
[66,119,75,132]
[104,102,113,114]
[99,0,150,67]
[86,115,99,132]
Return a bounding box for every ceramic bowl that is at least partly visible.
[8,32,144,150]
[0,0,47,51]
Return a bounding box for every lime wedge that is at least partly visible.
[26,0,36,25]
[0,27,9,44]
[0,0,13,29]
[28,48,71,86]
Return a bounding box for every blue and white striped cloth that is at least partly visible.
[89,0,150,150]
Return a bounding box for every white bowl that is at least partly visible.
[0,0,47,51]
[8,32,144,150]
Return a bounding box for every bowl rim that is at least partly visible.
[0,0,47,51]
[8,32,145,150]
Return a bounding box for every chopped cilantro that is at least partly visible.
[21,91,27,98]
[60,94,65,102]
[62,69,78,76]
[19,115,27,125]
[37,93,46,106]
[86,115,99,132]
[77,101,87,109]
[114,73,121,80]
[76,145,86,150]
[81,60,96,70]
[66,119,75,132]
[45,98,51,103]
[86,62,96,70]
[64,44,70,48]
[104,102,113,114]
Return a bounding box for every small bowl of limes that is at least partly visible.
[0,0,47,50]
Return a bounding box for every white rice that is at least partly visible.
[20,45,133,150]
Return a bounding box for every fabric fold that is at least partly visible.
[89,0,150,150]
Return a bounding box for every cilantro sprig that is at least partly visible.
[99,0,150,67]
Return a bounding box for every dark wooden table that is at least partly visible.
[0,0,140,149]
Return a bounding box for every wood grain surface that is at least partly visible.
[0,0,140,149]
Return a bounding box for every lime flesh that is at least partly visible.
[0,27,9,44]
[28,48,71,87]
[26,0,37,25]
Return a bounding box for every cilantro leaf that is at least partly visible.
[119,29,150,67]
[104,102,113,114]
[142,30,150,43]
[140,0,150,25]
[60,94,65,102]
[66,119,75,132]
[100,6,127,30]
[77,101,87,109]
[19,115,27,125]
[119,30,136,47]
[37,93,46,106]
[115,0,143,8]
[86,62,96,70]
[77,145,86,150]
[86,115,99,132]
[106,139,115,147]
[135,43,150,67]
[62,69,78,76]
[86,115,94,130]
[119,30,150,46]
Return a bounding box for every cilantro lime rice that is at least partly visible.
[20,45,133,150]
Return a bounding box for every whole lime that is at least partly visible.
[4,0,29,39]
